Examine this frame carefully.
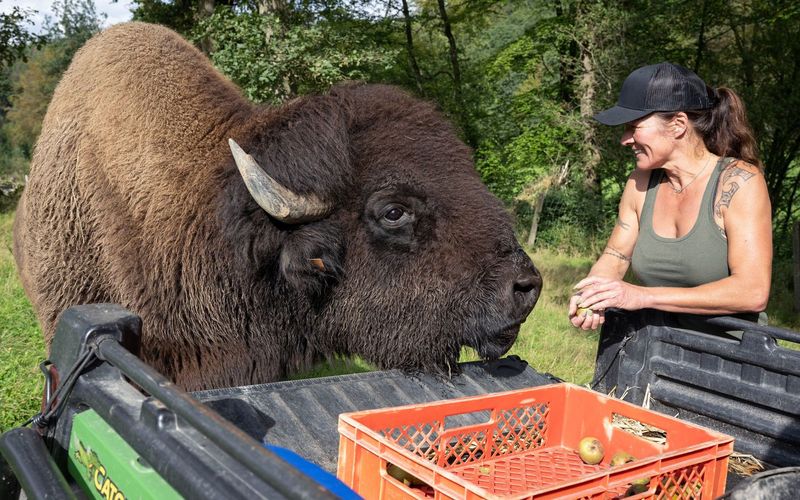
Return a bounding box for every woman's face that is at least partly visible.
[619,114,675,169]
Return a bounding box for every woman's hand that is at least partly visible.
[568,291,606,330]
[573,276,648,314]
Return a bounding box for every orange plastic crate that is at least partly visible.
[337,383,733,499]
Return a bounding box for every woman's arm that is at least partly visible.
[577,161,772,315]
[569,172,642,329]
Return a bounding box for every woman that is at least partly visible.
[569,62,772,332]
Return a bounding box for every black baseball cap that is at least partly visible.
[593,62,714,126]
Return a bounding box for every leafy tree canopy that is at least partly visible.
[0,4,45,67]
[192,4,397,104]
[3,0,800,255]
[2,0,104,173]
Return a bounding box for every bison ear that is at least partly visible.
[279,221,345,299]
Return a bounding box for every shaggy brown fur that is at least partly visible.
[14,22,542,391]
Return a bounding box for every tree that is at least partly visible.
[458,1,627,247]
[132,0,211,35]
[192,4,397,104]
[620,0,800,255]
[3,0,104,164]
[399,0,424,93]
[720,1,800,248]
[0,5,45,68]
[0,5,47,178]
[44,0,105,42]
[3,46,63,158]
[0,3,45,128]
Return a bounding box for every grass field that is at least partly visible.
[0,211,45,432]
[1,208,797,432]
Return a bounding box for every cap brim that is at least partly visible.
[593,106,653,126]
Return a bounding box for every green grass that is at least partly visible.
[0,211,45,432]
[769,258,800,331]
[1,206,798,431]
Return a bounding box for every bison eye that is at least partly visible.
[385,207,404,221]
[380,204,412,227]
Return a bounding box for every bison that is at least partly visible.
[14,22,542,391]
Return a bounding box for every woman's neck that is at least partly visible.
[661,148,717,194]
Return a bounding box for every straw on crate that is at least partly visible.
[728,452,765,477]
[607,385,764,479]
[605,384,668,445]
[610,412,667,446]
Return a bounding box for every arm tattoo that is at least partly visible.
[722,166,755,184]
[715,164,756,230]
[616,218,631,230]
[714,164,755,218]
[714,182,740,218]
[603,247,632,262]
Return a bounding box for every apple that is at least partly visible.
[387,463,427,487]
[576,307,593,317]
[609,451,635,466]
[577,436,604,465]
[623,477,650,497]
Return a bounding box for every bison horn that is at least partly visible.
[229,138,331,224]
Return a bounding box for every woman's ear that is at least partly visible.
[669,112,689,138]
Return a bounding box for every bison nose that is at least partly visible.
[510,252,542,321]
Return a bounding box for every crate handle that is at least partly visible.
[620,484,656,499]
[442,409,493,431]
[383,462,433,493]
[607,475,657,499]
[611,412,667,446]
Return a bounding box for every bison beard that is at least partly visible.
[13,22,542,391]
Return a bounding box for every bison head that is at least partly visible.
[224,83,542,376]
[16,22,540,391]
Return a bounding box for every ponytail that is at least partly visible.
[686,87,763,169]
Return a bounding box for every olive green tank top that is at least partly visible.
[631,157,732,287]
[630,157,765,334]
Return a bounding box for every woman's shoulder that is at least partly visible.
[716,158,766,197]
[621,168,654,216]
[626,167,654,190]
[719,158,763,182]
[713,158,769,222]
